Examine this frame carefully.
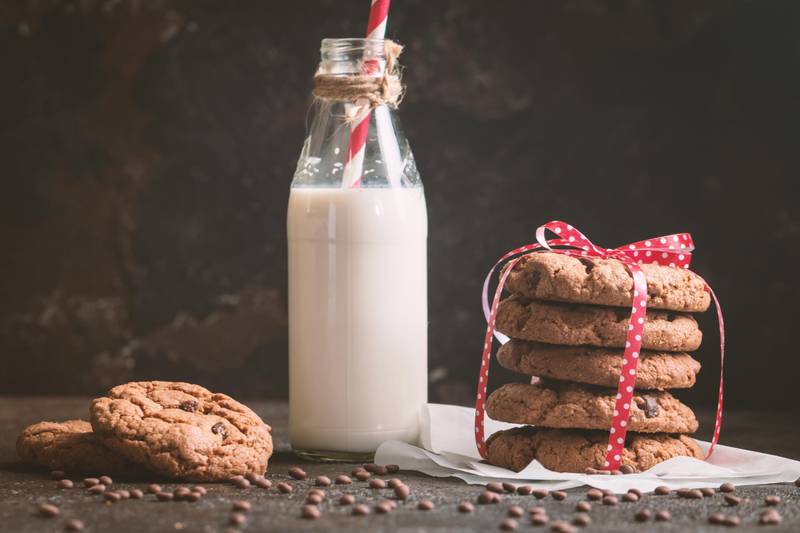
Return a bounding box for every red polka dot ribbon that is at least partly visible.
[474,220,725,471]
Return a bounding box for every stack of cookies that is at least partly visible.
[484,252,710,473]
[16,381,273,481]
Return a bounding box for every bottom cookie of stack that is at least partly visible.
[486,426,702,473]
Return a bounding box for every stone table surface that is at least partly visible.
[0,398,798,532]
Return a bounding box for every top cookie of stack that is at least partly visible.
[485,252,709,473]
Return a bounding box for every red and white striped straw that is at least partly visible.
[341,0,392,189]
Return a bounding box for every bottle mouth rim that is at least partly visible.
[320,38,386,59]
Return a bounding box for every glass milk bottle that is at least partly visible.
[287,38,427,461]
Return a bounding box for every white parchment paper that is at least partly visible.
[374,404,800,493]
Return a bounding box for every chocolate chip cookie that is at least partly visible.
[16,420,136,475]
[496,296,702,352]
[497,340,701,389]
[90,381,273,481]
[505,252,710,312]
[486,381,698,433]
[486,426,702,472]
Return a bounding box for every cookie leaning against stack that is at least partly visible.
[16,381,273,481]
[484,252,709,473]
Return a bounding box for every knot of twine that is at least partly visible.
[313,40,404,109]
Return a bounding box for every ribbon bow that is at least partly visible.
[474,220,725,471]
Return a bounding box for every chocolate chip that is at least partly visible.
[611,470,623,475]
[765,495,781,506]
[88,484,106,494]
[50,470,66,479]
[363,463,379,473]
[83,478,99,487]
[708,512,725,524]
[417,500,434,511]
[532,489,549,499]
[57,479,73,489]
[655,510,670,522]
[233,477,251,489]
[191,486,207,496]
[503,482,517,493]
[104,492,120,503]
[373,465,389,475]
[517,485,533,495]
[339,494,355,505]
[116,490,130,499]
[759,510,782,524]
[478,491,499,504]
[586,489,603,501]
[500,518,518,530]
[211,422,227,439]
[354,471,371,481]
[602,495,618,506]
[550,520,577,533]
[185,492,201,502]
[394,484,410,500]
[585,468,611,475]
[173,487,191,500]
[369,479,386,489]
[277,482,293,494]
[301,505,320,519]
[719,482,736,493]
[156,492,173,501]
[602,489,615,496]
[308,488,325,498]
[232,501,251,512]
[507,505,524,518]
[575,501,591,512]
[229,512,247,526]
[38,503,59,518]
[147,483,161,494]
[573,513,591,526]
[388,478,403,489]
[306,494,323,505]
[530,514,549,525]
[65,518,85,531]
[723,515,741,527]
[99,476,112,486]
[352,467,368,476]
[487,482,504,494]
[352,504,370,516]
[628,488,643,498]
[641,395,659,418]
[335,475,352,485]
[375,501,394,514]
[529,506,545,515]
[635,509,651,522]
[386,464,400,473]
[245,473,261,482]
[551,490,567,501]
[253,477,271,489]
[619,464,636,474]
[654,486,671,496]
[179,400,198,412]
[288,466,307,480]
[701,487,716,497]
[680,489,703,499]
[622,492,639,502]
[724,495,742,506]
[130,489,144,499]
[459,501,475,513]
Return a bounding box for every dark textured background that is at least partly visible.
[1,0,798,412]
